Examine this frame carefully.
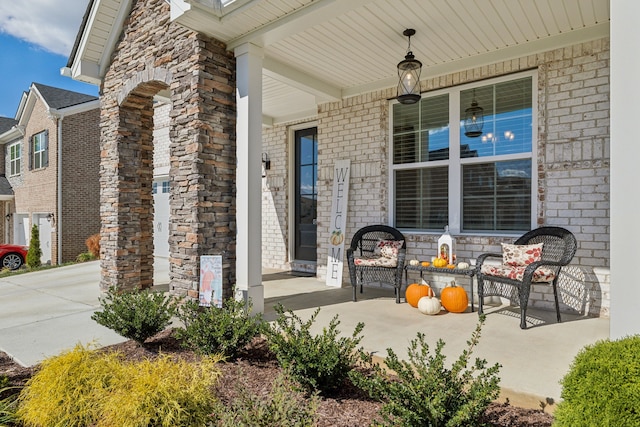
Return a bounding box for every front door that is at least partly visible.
[294,127,317,262]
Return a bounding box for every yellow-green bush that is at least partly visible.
[17,344,222,427]
[553,335,640,427]
[17,344,120,426]
[100,355,221,427]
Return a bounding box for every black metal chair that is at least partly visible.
[346,225,406,303]
[476,226,577,329]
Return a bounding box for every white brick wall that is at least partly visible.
[261,37,610,317]
[153,102,171,176]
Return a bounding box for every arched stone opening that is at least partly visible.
[100,80,169,291]
[98,0,237,299]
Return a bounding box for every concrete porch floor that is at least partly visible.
[0,261,609,411]
[261,269,610,410]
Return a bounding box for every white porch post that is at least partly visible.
[610,0,640,338]
[235,43,264,313]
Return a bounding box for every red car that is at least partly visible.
[0,244,29,270]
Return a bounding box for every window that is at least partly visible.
[30,130,48,170]
[391,72,535,234]
[152,180,170,194]
[9,143,21,176]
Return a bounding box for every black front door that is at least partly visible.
[294,127,317,261]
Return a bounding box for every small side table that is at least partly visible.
[404,265,476,312]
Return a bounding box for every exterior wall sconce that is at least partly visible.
[47,212,55,223]
[464,89,484,138]
[5,213,11,221]
[397,29,422,105]
[262,153,271,177]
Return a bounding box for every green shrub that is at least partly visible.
[553,335,640,427]
[92,287,178,344]
[17,344,221,427]
[266,304,364,395]
[26,225,42,269]
[350,315,501,427]
[75,252,96,263]
[175,296,265,359]
[212,372,319,427]
[0,386,20,426]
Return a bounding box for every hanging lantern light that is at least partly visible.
[464,89,484,137]
[397,29,422,105]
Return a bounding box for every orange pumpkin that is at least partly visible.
[405,283,435,307]
[440,282,468,313]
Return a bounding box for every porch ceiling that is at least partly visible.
[68,0,610,125]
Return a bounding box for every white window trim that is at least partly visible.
[32,131,47,170]
[388,70,538,236]
[8,142,21,177]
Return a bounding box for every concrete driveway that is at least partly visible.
[0,259,170,366]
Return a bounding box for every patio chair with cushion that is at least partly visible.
[346,225,407,303]
[476,226,577,329]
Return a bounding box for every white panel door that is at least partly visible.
[37,215,52,265]
[153,180,170,257]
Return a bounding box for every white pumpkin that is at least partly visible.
[409,259,420,266]
[456,262,470,269]
[417,296,441,315]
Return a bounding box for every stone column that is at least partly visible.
[99,88,157,291]
[234,43,264,312]
[168,36,237,301]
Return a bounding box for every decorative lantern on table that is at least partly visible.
[437,225,456,264]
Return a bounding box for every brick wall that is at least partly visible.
[60,108,101,262]
[261,124,289,269]
[262,37,610,317]
[153,101,171,176]
[11,97,58,262]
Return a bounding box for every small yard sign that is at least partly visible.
[326,159,350,287]
[199,255,223,308]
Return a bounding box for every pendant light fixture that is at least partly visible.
[397,29,422,104]
[464,89,484,137]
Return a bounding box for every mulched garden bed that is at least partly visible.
[0,329,553,426]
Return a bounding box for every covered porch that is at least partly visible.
[63,0,637,341]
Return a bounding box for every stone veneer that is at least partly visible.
[261,38,610,318]
[99,0,236,296]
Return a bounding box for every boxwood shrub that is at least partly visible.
[553,335,640,427]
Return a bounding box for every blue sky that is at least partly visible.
[0,0,98,119]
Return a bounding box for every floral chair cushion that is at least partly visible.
[353,255,398,268]
[480,264,556,282]
[501,243,543,266]
[373,239,404,259]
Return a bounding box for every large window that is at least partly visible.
[391,72,535,234]
[9,143,21,176]
[31,130,48,170]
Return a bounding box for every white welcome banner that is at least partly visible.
[326,159,350,287]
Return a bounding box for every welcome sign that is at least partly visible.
[326,159,350,287]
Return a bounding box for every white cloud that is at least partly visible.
[0,0,89,56]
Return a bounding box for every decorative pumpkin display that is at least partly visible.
[457,262,470,270]
[417,295,441,315]
[421,261,430,267]
[409,259,420,266]
[405,281,435,307]
[446,264,456,269]
[432,257,448,268]
[440,281,469,313]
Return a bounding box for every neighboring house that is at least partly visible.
[63,0,638,337]
[0,83,100,265]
